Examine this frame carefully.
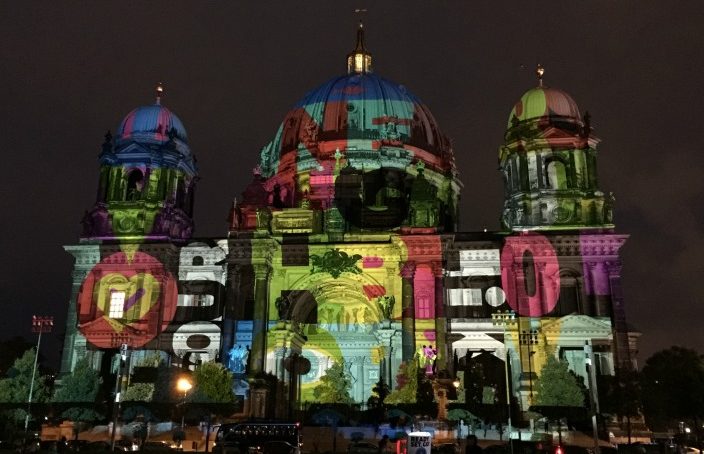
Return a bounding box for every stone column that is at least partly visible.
[607,261,632,371]
[222,263,241,356]
[432,262,448,371]
[592,261,612,316]
[60,270,87,375]
[375,326,398,386]
[354,356,365,403]
[400,261,416,362]
[250,264,270,374]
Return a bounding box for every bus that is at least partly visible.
[213,422,302,454]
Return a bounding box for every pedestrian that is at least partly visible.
[465,435,482,454]
[378,435,389,453]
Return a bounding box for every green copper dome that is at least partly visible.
[507,86,582,130]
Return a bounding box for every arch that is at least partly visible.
[175,179,186,209]
[556,268,582,315]
[522,250,537,297]
[192,256,204,266]
[545,157,567,189]
[126,169,144,201]
[287,272,386,328]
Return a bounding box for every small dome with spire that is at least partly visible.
[506,65,582,132]
[115,83,188,145]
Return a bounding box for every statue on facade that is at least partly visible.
[352,307,360,332]
[255,208,271,231]
[274,295,292,321]
[229,197,241,229]
[227,345,249,374]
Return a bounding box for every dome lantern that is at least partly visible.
[347,21,372,74]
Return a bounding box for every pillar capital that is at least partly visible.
[400,261,416,279]
[252,263,271,279]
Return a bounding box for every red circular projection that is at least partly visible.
[77,251,178,349]
[500,234,560,317]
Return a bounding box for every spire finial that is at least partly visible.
[536,64,545,87]
[348,9,372,74]
[155,82,164,105]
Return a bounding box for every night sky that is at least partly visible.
[2,2,703,370]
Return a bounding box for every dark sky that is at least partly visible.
[2,1,703,370]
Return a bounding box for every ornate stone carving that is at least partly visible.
[376,295,395,320]
[310,248,362,278]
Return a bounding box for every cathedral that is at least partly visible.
[60,24,637,417]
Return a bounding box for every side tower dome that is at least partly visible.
[498,66,614,231]
[81,84,198,241]
[231,24,461,235]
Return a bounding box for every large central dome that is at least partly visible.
[235,23,461,235]
[258,22,453,179]
[258,73,453,178]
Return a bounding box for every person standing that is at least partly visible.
[466,435,482,454]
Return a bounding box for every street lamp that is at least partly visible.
[177,377,193,430]
[492,310,516,454]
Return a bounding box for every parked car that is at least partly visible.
[83,441,111,452]
[255,441,299,454]
[67,440,89,452]
[141,441,173,452]
[435,442,460,454]
[347,442,378,454]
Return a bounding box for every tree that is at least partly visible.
[192,362,235,403]
[534,355,585,407]
[600,369,641,443]
[313,361,353,404]
[53,358,103,437]
[641,347,704,432]
[123,383,155,402]
[385,360,418,404]
[0,349,50,423]
[367,377,390,408]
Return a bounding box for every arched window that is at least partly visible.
[545,159,567,189]
[192,256,204,266]
[176,179,186,208]
[557,270,582,315]
[522,251,537,297]
[126,169,144,201]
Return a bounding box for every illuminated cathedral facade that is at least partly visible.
[60,25,637,416]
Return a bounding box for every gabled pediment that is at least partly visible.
[541,314,612,336]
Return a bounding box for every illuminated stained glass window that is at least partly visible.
[109,291,125,318]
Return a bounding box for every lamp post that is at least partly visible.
[177,377,193,430]
[519,329,539,402]
[24,316,53,449]
[110,343,130,452]
[453,378,461,444]
[492,310,516,454]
